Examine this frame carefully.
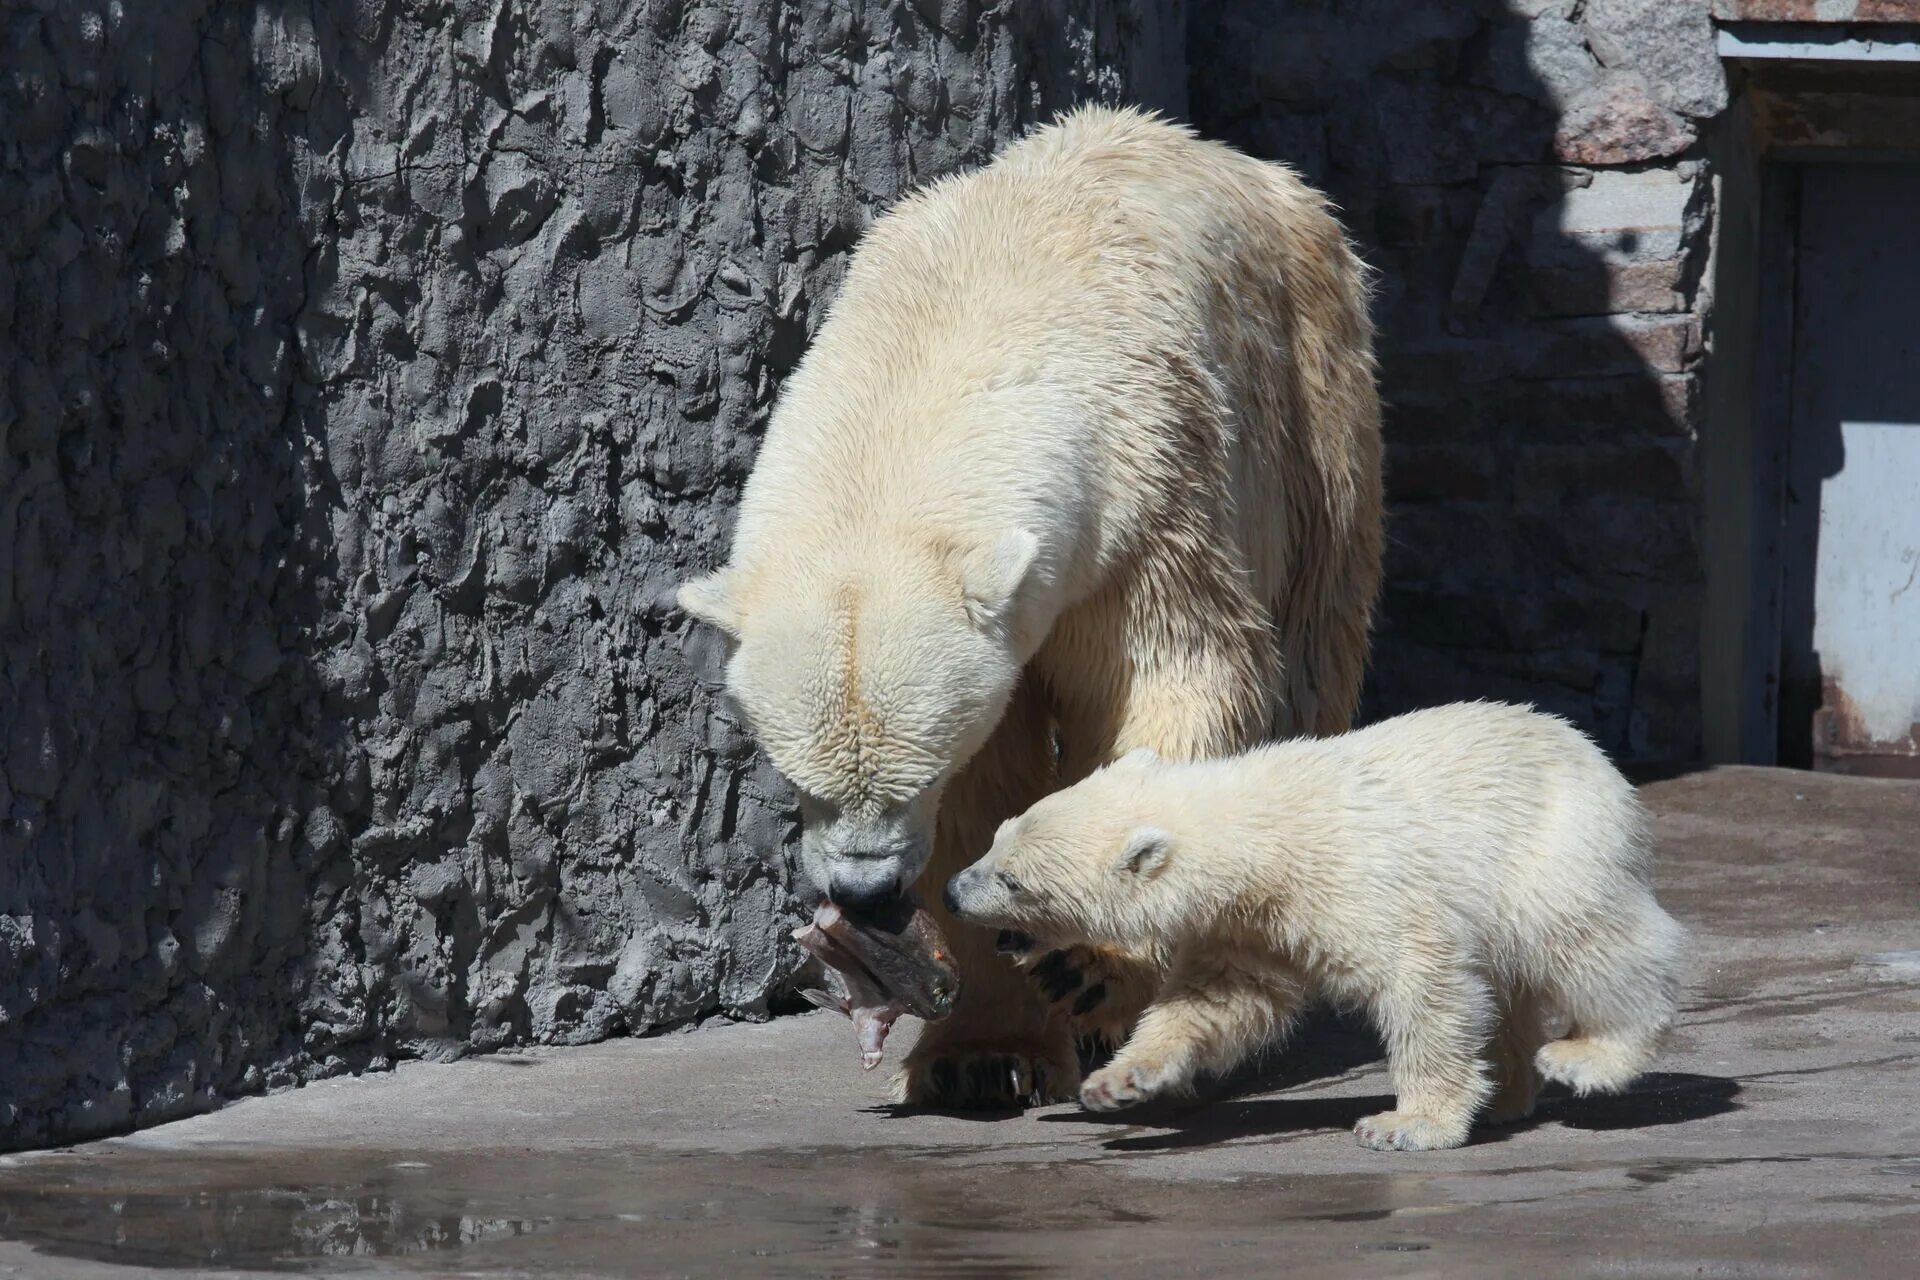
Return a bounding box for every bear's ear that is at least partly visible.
[1116,826,1173,879]
[958,529,1039,634]
[678,569,742,638]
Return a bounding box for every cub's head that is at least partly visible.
[942,748,1188,952]
[678,530,1038,911]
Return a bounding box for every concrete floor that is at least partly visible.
[1,766,1916,1278]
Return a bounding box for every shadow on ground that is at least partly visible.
[1045,1069,1741,1154]
[867,1007,1386,1123]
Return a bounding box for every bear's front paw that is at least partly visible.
[1026,946,1155,1050]
[1078,1059,1178,1113]
[896,1036,1080,1110]
[1353,1109,1470,1152]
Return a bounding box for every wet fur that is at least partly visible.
[679,107,1383,1107]
[953,703,1688,1146]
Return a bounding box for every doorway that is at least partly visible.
[1773,162,1920,775]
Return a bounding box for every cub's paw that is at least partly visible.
[1534,1038,1642,1097]
[1480,1077,1542,1127]
[896,1038,1079,1110]
[1353,1109,1470,1152]
[1078,1058,1181,1113]
[1025,946,1155,1047]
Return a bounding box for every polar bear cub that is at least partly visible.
[944,702,1686,1151]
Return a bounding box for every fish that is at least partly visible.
[792,897,960,1070]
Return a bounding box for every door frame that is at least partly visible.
[1702,61,1920,765]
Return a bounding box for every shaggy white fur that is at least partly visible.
[947,702,1688,1150]
[679,106,1382,1107]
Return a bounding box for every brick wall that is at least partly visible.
[1192,0,1727,760]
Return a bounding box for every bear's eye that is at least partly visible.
[794,790,840,824]
[997,870,1023,895]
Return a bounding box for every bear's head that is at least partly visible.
[678,528,1039,910]
[943,747,1196,953]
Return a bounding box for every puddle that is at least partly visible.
[1856,951,1920,982]
[0,1140,1914,1276]
[0,1156,550,1271]
[0,1145,1427,1277]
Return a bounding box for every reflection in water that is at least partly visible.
[0,1177,544,1270]
[0,1143,1410,1277]
[0,1131,1910,1278]
[287,1196,539,1259]
[0,1146,1113,1275]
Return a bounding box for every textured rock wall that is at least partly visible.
[1191,0,1726,760]
[0,0,1184,1150]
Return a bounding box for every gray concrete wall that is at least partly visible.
[1192,0,1727,761]
[0,0,1184,1150]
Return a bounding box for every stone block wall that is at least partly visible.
[1192,0,1726,760]
[0,0,1183,1150]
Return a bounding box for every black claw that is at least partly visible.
[1031,950,1072,982]
[1042,966,1085,1002]
[1075,1034,1116,1075]
[966,1057,994,1102]
[1073,982,1108,1015]
[996,930,1035,955]
[1031,1062,1049,1101]
[931,1059,959,1100]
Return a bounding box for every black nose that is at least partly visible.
[941,878,961,915]
[828,870,901,912]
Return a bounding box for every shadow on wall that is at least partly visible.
[1,1,330,1145]
[1188,0,1725,763]
[0,0,814,1148]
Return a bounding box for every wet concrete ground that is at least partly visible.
[2,766,1916,1278]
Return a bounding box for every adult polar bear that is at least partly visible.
[679,107,1383,1108]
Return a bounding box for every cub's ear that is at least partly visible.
[958,529,1039,634]
[677,569,742,638]
[1116,826,1173,879]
